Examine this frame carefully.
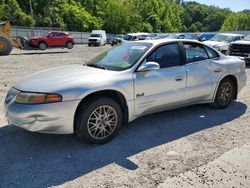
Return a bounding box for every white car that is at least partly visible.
[203,33,244,54]
[123,33,150,41]
[88,30,107,46]
[4,39,247,144]
[229,34,250,63]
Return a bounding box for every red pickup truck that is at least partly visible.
[29,31,76,50]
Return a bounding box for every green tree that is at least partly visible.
[221,12,250,31]
[2,0,250,33]
[0,0,32,26]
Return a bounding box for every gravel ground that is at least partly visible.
[0,45,249,188]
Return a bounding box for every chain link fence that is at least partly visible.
[11,26,250,44]
[11,26,91,44]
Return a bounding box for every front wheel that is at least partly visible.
[75,97,122,144]
[38,42,47,50]
[210,78,235,109]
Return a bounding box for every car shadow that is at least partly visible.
[0,101,246,187]
[10,51,70,56]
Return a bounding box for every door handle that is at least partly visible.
[175,76,184,81]
[214,68,222,73]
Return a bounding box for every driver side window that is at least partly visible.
[51,32,58,37]
[146,43,181,69]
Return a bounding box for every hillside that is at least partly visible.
[0,0,250,33]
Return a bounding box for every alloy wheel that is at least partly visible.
[218,82,232,106]
[39,43,46,50]
[87,105,118,140]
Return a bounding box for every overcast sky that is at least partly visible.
[189,0,250,12]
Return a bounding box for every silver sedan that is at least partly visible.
[4,39,247,144]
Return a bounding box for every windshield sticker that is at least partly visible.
[131,46,147,50]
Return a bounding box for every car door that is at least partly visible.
[46,32,59,46]
[56,32,67,46]
[47,32,65,47]
[133,42,187,116]
[183,42,221,102]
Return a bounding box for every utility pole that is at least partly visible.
[29,0,35,37]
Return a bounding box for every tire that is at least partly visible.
[66,41,74,49]
[75,97,122,144]
[0,35,13,56]
[38,42,47,50]
[210,78,235,109]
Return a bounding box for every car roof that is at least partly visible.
[215,33,244,37]
[133,39,204,46]
[127,33,149,36]
[48,31,67,34]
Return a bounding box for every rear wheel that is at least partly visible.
[211,78,235,109]
[38,42,47,50]
[75,97,122,144]
[66,41,74,49]
[0,35,13,56]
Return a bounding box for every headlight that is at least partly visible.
[15,92,62,104]
[213,46,221,51]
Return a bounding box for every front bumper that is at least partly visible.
[29,40,39,47]
[236,71,247,93]
[88,41,101,45]
[4,96,79,134]
[238,56,250,64]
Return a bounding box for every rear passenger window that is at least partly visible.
[57,33,66,36]
[204,46,219,59]
[184,43,208,63]
[146,43,181,68]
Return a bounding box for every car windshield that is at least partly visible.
[165,34,178,39]
[90,34,101,37]
[116,34,125,39]
[243,35,250,41]
[200,33,214,40]
[42,32,49,36]
[86,42,152,71]
[210,34,234,42]
[123,35,134,41]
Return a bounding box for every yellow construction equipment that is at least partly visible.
[0,21,24,56]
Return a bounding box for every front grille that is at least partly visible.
[89,39,97,42]
[229,44,250,57]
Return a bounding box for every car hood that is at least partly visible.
[203,40,228,47]
[89,37,100,40]
[231,40,250,45]
[13,64,129,100]
[30,36,46,40]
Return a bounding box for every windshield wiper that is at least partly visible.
[86,64,106,70]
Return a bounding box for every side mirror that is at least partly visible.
[137,61,160,72]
